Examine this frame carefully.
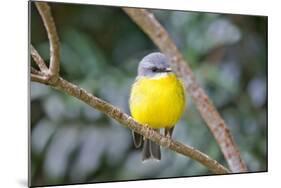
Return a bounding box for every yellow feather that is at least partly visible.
[129,73,186,129]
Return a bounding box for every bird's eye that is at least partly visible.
[151,67,158,72]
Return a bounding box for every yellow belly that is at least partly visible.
[129,73,186,129]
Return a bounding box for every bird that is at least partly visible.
[129,52,186,161]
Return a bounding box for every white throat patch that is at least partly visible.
[150,72,171,79]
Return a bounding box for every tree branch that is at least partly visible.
[33,74,229,174]
[30,2,232,175]
[31,67,43,75]
[30,48,229,174]
[31,73,48,84]
[30,45,48,72]
[35,2,60,83]
[123,8,247,172]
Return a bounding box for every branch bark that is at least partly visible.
[30,45,48,72]
[31,73,48,84]
[30,2,240,175]
[35,2,60,83]
[31,67,43,75]
[123,8,247,172]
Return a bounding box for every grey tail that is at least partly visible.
[132,131,143,148]
[142,138,161,161]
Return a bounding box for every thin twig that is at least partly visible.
[35,2,60,81]
[123,8,247,172]
[30,45,48,72]
[31,73,48,84]
[31,67,43,75]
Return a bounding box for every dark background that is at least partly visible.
[30,2,267,186]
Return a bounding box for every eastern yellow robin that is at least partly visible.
[129,52,186,161]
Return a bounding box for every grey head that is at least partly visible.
[138,52,172,77]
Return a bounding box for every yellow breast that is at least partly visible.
[129,73,186,129]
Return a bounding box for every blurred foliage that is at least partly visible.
[30,2,267,186]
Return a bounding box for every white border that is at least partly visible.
[1,0,279,187]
